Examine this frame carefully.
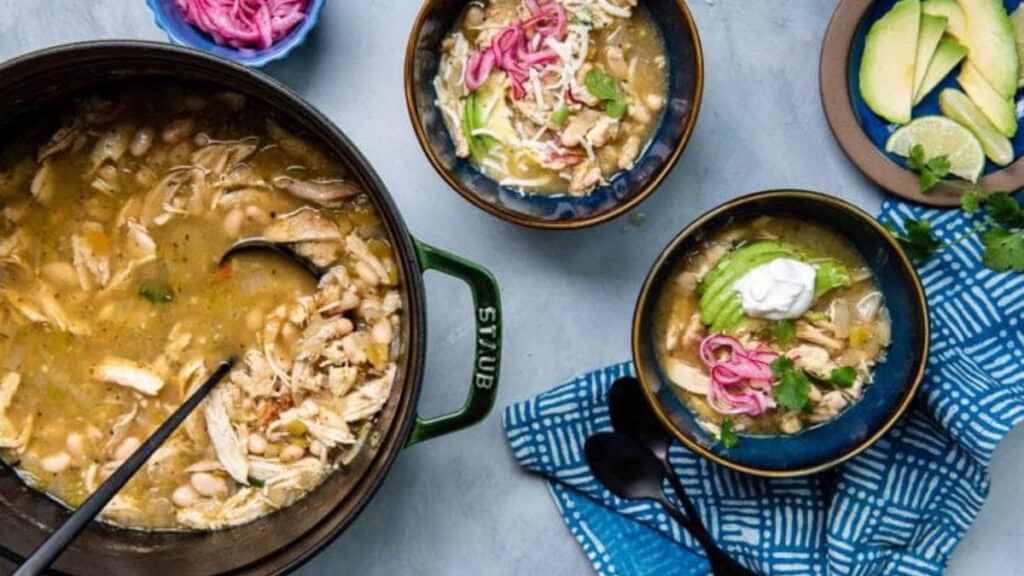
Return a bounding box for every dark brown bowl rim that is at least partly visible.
[820,0,1024,207]
[631,189,930,477]
[403,0,705,229]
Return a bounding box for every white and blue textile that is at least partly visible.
[502,200,1024,575]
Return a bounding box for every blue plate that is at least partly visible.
[146,0,325,68]
[405,0,704,229]
[632,190,929,476]
[849,0,1024,175]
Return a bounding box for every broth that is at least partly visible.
[0,83,401,530]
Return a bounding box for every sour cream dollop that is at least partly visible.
[733,258,817,320]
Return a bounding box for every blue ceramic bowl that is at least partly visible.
[404,0,704,229]
[632,190,929,477]
[146,0,325,67]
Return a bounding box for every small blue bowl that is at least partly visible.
[146,0,325,68]
[632,190,929,477]
[404,0,704,229]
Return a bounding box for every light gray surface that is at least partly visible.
[0,1,1021,574]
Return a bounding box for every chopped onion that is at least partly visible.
[175,0,309,50]
[856,292,884,322]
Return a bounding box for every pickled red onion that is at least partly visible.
[175,0,309,50]
[461,0,568,98]
[699,334,779,416]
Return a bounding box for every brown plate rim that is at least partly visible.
[819,0,1024,207]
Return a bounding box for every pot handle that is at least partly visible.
[406,241,501,446]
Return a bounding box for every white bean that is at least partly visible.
[279,444,305,463]
[355,261,379,286]
[113,436,141,461]
[248,433,267,455]
[41,452,72,474]
[66,432,86,457]
[190,472,228,498]
[171,484,199,507]
[244,204,271,226]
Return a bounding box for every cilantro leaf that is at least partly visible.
[906,144,927,171]
[770,320,796,346]
[960,188,981,214]
[771,357,812,411]
[986,192,1024,228]
[584,68,628,119]
[828,366,858,388]
[905,144,950,193]
[887,218,942,260]
[981,227,1024,272]
[719,418,738,449]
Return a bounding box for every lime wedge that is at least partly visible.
[884,115,986,182]
[939,88,1015,166]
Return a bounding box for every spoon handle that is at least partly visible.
[13,358,235,576]
[656,495,757,576]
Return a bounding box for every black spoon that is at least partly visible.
[13,358,236,576]
[220,238,327,279]
[608,377,708,536]
[586,432,755,576]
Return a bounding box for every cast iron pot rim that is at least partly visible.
[630,188,930,477]
[0,39,429,576]
[403,0,706,230]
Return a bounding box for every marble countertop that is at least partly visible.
[0,0,1021,574]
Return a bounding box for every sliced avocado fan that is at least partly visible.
[697,241,852,334]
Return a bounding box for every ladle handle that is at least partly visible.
[14,359,235,576]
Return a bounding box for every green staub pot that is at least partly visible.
[0,41,502,576]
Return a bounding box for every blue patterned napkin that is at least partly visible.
[503,199,1024,575]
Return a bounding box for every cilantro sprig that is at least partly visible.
[888,190,1024,273]
[770,357,812,411]
[907,144,951,193]
[718,418,738,449]
[585,69,628,119]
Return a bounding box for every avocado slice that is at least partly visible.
[860,0,921,125]
[957,0,1019,99]
[698,241,798,329]
[939,88,1014,165]
[813,260,853,299]
[913,14,949,100]
[914,39,968,104]
[923,0,967,43]
[1011,5,1024,87]
[958,62,1018,137]
[698,241,795,295]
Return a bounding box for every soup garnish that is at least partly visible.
[654,216,892,440]
[0,83,400,530]
[434,0,668,196]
